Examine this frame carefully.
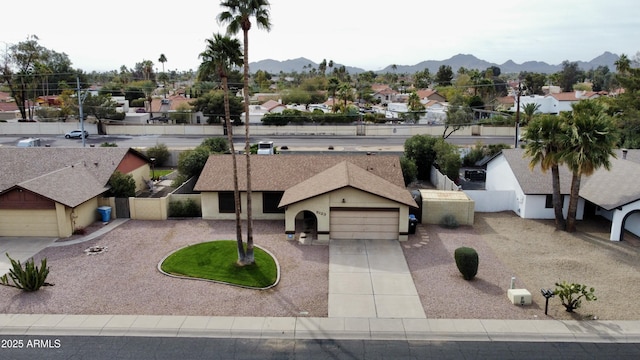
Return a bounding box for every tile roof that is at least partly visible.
[499,148,640,210]
[278,161,417,208]
[194,154,406,193]
[500,148,573,194]
[0,147,144,207]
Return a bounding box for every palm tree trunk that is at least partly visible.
[551,164,566,230]
[223,76,245,263]
[566,172,582,233]
[243,28,255,265]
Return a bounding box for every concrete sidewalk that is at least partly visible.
[1,314,639,342]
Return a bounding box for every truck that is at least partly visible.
[257,141,275,155]
[17,138,41,147]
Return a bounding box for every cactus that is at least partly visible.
[0,253,53,291]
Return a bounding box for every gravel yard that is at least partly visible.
[1,212,639,321]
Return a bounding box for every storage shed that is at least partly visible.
[419,190,475,225]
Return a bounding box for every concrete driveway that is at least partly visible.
[0,237,58,276]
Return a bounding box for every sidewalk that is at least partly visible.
[1,314,640,342]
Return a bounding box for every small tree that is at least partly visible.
[108,171,136,197]
[554,281,597,312]
[146,143,171,167]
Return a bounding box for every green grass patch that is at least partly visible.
[160,241,278,288]
[150,169,174,178]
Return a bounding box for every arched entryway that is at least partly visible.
[294,210,318,243]
[619,209,640,242]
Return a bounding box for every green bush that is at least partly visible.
[168,199,201,217]
[0,253,53,291]
[554,281,597,312]
[100,142,118,147]
[108,171,136,197]
[441,214,459,228]
[454,247,478,280]
[146,143,171,166]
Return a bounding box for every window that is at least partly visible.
[263,192,285,213]
[218,192,238,213]
[545,194,563,209]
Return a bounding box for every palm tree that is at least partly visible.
[561,100,618,232]
[198,34,245,263]
[327,77,340,112]
[158,54,167,98]
[615,54,631,75]
[337,82,352,110]
[524,114,566,230]
[522,103,541,126]
[218,0,272,265]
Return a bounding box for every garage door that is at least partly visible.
[330,208,399,240]
[0,209,59,237]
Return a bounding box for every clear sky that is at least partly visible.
[3,0,639,73]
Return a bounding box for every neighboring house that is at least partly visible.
[0,147,151,237]
[416,89,446,103]
[514,91,602,114]
[0,91,19,121]
[245,99,287,123]
[149,94,205,124]
[371,84,398,104]
[194,154,417,242]
[480,148,640,241]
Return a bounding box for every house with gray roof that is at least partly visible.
[0,147,151,237]
[194,154,417,242]
[481,148,640,241]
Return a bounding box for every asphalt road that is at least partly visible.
[0,134,516,150]
[2,336,639,359]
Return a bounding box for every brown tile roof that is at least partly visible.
[0,147,145,207]
[150,95,193,113]
[194,154,406,192]
[278,161,416,207]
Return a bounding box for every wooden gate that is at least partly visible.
[114,197,130,218]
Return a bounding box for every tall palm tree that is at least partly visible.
[158,54,167,98]
[198,34,245,263]
[524,114,566,230]
[522,103,541,126]
[327,77,340,112]
[615,54,631,75]
[218,0,272,265]
[561,100,618,232]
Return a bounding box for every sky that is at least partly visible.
[3,0,639,73]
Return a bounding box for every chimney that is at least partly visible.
[622,149,628,160]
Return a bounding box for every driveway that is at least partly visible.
[0,237,58,276]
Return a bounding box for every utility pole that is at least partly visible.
[514,81,521,148]
[77,76,88,147]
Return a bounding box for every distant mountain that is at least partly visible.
[249,57,365,75]
[249,52,621,75]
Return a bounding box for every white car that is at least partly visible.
[65,130,89,139]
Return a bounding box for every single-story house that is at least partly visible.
[194,154,417,242]
[0,147,151,237]
[482,148,640,241]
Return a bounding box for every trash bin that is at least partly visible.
[408,214,418,234]
[97,206,112,222]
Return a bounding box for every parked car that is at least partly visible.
[65,130,89,139]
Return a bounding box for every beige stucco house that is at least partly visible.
[194,154,417,242]
[0,147,151,238]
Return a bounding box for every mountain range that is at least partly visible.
[249,52,620,75]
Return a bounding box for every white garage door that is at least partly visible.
[330,208,399,240]
[0,209,59,237]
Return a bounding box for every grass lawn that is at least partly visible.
[150,169,174,178]
[160,240,278,288]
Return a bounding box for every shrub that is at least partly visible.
[554,281,597,312]
[0,253,53,291]
[146,143,171,167]
[454,247,478,280]
[100,142,118,147]
[441,214,459,228]
[168,199,201,217]
[108,171,136,197]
